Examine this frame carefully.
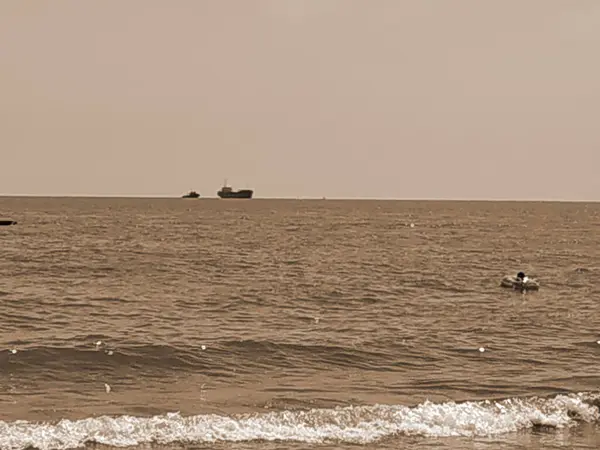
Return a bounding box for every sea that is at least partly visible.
[0,197,599,450]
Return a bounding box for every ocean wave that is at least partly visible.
[0,340,394,378]
[0,393,598,449]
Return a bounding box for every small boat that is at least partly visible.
[0,220,17,226]
[182,191,200,198]
[500,274,539,291]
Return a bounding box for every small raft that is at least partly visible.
[0,220,17,226]
[500,275,539,291]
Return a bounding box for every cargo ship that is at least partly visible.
[217,181,253,199]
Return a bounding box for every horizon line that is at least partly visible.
[0,194,598,203]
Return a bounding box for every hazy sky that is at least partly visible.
[1,1,599,200]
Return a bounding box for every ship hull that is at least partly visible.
[217,189,253,199]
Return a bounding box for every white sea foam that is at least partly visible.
[0,393,598,450]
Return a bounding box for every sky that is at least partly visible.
[1,1,599,200]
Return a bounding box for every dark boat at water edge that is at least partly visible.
[217,181,253,199]
[0,220,17,226]
[182,190,200,198]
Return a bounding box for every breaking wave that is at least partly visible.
[1,392,598,450]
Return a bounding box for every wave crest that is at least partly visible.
[0,393,598,449]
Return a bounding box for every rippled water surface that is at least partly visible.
[0,197,599,450]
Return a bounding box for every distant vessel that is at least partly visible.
[217,181,253,199]
[0,220,16,226]
[182,190,200,198]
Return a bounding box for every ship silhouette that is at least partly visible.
[182,190,200,198]
[217,180,253,199]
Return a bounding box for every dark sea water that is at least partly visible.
[1,197,599,450]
